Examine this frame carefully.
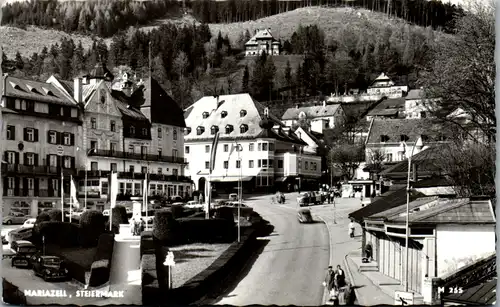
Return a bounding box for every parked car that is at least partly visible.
[297,192,323,207]
[171,195,184,203]
[7,227,33,245]
[297,209,314,223]
[11,240,37,268]
[3,212,30,225]
[225,201,254,216]
[184,200,204,210]
[21,218,36,229]
[31,255,68,281]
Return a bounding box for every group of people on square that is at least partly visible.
[323,265,347,304]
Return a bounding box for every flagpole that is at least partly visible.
[145,169,149,230]
[61,168,64,222]
[69,175,73,223]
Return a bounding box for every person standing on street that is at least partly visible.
[323,266,335,292]
[335,265,346,289]
[349,220,355,238]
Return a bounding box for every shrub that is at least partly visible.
[215,207,236,223]
[140,231,155,258]
[88,233,114,287]
[32,212,51,245]
[176,217,235,243]
[47,209,63,221]
[79,210,105,247]
[105,206,128,234]
[37,221,80,248]
[141,254,159,305]
[152,210,179,244]
[170,204,184,219]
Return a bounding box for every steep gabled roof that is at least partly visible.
[367,98,405,117]
[111,90,149,122]
[245,29,278,46]
[4,75,76,106]
[366,118,453,144]
[379,145,446,177]
[282,104,341,120]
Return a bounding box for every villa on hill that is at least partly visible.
[245,29,281,56]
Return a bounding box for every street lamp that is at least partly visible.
[399,136,423,292]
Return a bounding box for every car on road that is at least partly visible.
[184,200,204,210]
[3,212,30,225]
[32,255,68,281]
[297,192,323,207]
[297,209,313,223]
[21,218,36,228]
[7,227,33,245]
[11,240,37,268]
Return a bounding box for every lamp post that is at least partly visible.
[399,137,423,292]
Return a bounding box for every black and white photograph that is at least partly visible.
[0,0,496,304]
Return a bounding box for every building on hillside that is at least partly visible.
[361,197,496,302]
[364,118,453,164]
[366,73,408,97]
[1,75,81,216]
[48,63,192,211]
[281,102,345,134]
[184,94,322,195]
[245,29,281,56]
[404,88,438,119]
[293,126,323,155]
[365,98,406,121]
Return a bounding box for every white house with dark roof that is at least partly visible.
[404,88,439,119]
[365,98,406,121]
[1,74,82,216]
[184,94,321,194]
[366,73,408,98]
[245,29,281,56]
[281,102,345,134]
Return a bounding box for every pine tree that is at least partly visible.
[15,51,24,70]
[241,65,249,93]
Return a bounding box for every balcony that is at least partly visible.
[90,149,187,164]
[38,189,60,197]
[76,170,192,183]
[2,164,76,176]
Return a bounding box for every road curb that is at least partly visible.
[315,215,333,305]
[343,254,362,306]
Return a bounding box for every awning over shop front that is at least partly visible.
[210,176,254,183]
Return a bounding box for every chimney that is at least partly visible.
[74,77,82,104]
[412,163,418,182]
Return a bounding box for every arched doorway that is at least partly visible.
[198,177,206,196]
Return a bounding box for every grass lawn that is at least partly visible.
[169,243,232,288]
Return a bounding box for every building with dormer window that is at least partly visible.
[245,29,281,56]
[184,94,321,196]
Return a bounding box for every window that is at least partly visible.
[223,161,229,169]
[25,153,35,166]
[236,144,242,151]
[236,160,241,168]
[262,143,268,151]
[128,145,134,154]
[258,143,262,151]
[224,144,229,152]
[110,121,116,132]
[91,162,98,171]
[398,152,405,161]
[91,118,97,129]
[172,149,178,158]
[240,110,247,117]
[258,160,261,167]
[173,129,177,140]
[90,141,97,150]
[142,166,147,174]
[278,159,283,168]
[48,131,57,144]
[126,183,132,195]
[420,111,427,118]
[158,168,162,174]
[211,126,219,135]
[110,142,117,153]
[262,159,268,168]
[240,124,248,133]
[141,146,147,157]
[158,148,162,157]
[249,143,254,151]
[269,143,274,151]
[100,89,106,103]
[142,128,148,136]
[172,169,178,176]
[185,146,190,154]
[386,153,393,162]
[400,135,409,142]
[5,151,15,164]
[134,183,142,195]
[63,156,72,168]
[380,135,389,142]
[249,160,254,168]
[48,155,57,167]
[197,126,205,135]
[6,125,15,140]
[269,159,274,167]
[225,125,233,134]
[202,112,209,119]
[25,128,37,142]
[221,111,227,118]
[63,133,71,146]
[129,165,135,173]
[102,181,109,195]
[158,127,162,139]
[305,161,309,170]
[130,126,135,135]
[51,179,58,192]
[205,161,209,169]
[205,145,210,153]
[110,163,117,172]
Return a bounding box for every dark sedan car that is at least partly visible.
[32,255,68,281]
[11,240,37,268]
[297,209,314,223]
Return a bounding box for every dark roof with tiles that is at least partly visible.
[442,278,496,305]
[367,98,405,117]
[379,145,446,177]
[281,104,341,120]
[111,90,149,122]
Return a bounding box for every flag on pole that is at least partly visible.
[60,171,64,217]
[110,171,118,209]
[70,175,80,209]
[209,131,220,173]
[143,175,149,211]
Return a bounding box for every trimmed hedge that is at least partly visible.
[47,209,63,221]
[88,233,115,287]
[141,254,159,305]
[152,210,179,244]
[106,206,128,234]
[37,221,80,248]
[215,207,235,222]
[79,210,105,247]
[140,231,155,258]
[170,204,184,219]
[3,278,27,305]
[175,218,235,244]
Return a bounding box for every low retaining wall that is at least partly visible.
[3,278,27,305]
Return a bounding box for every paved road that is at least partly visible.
[215,194,330,306]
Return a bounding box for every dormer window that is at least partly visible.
[27,85,40,94]
[42,87,54,96]
[130,126,135,135]
[9,81,23,91]
[211,125,219,135]
[400,135,409,142]
[240,110,247,117]
[202,112,209,119]
[221,111,228,118]
[240,124,248,133]
[142,128,148,136]
[185,127,191,135]
[100,89,106,103]
[380,135,389,142]
[225,125,233,134]
[197,126,205,135]
[421,134,428,142]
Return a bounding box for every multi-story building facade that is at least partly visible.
[245,29,281,56]
[366,73,408,97]
[48,64,191,210]
[1,75,81,216]
[281,101,345,134]
[184,94,321,195]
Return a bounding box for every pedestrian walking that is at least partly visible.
[327,192,331,204]
[365,243,373,262]
[335,265,346,289]
[323,266,335,292]
[349,220,355,238]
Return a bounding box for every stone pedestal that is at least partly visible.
[119,224,132,237]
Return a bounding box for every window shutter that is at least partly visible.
[56,132,61,145]
[34,129,39,142]
[47,131,51,144]
[3,151,7,163]
[57,155,61,168]
[23,178,28,196]
[23,153,28,166]
[11,126,15,140]
[34,154,39,166]
[15,152,19,164]
[3,177,8,196]
[70,133,75,146]
[14,177,20,196]
[23,128,28,141]
[48,178,53,190]
[71,157,75,169]
[34,178,39,197]
[46,155,50,166]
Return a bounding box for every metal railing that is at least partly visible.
[90,149,187,164]
[2,164,76,176]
